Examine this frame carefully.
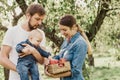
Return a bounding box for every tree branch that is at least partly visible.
[12,12,24,26]
[86,0,111,41]
[16,0,28,14]
[0,23,7,31]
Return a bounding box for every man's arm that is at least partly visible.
[19,44,44,64]
[0,45,16,71]
[31,48,44,64]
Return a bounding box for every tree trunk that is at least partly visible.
[85,0,110,66]
[4,68,9,80]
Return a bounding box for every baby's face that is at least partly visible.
[30,36,42,47]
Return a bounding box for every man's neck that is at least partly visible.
[22,23,31,31]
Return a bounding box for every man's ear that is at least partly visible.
[26,13,31,19]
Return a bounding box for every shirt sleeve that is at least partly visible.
[37,47,51,58]
[53,55,60,60]
[2,28,13,47]
[16,42,25,53]
[70,41,87,77]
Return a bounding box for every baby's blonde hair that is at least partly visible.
[28,29,43,39]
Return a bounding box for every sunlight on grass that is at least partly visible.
[90,67,120,80]
[89,55,120,80]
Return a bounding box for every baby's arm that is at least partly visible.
[37,46,51,58]
[16,42,25,53]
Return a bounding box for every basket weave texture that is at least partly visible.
[47,61,71,74]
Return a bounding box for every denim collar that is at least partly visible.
[69,32,81,43]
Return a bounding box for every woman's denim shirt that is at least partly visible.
[54,32,88,80]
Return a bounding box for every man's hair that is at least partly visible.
[26,4,46,16]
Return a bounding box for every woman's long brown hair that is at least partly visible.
[76,24,92,55]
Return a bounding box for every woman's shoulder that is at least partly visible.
[75,36,87,47]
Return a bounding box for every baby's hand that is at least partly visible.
[48,56,52,60]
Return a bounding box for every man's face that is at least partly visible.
[28,13,45,30]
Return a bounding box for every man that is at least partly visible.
[0,4,46,80]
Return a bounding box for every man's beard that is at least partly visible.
[28,21,35,30]
[28,19,39,30]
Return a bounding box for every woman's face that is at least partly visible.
[59,24,73,39]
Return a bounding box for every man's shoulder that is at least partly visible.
[7,25,20,31]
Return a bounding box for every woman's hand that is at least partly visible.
[44,65,55,77]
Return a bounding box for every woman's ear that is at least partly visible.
[72,24,77,31]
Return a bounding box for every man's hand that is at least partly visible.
[44,58,50,65]
[19,44,34,57]
[19,43,44,64]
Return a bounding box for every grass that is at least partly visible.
[90,67,120,80]
[89,54,120,80]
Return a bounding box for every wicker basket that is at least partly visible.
[47,61,71,74]
[45,71,71,78]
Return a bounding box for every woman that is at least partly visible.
[45,14,91,80]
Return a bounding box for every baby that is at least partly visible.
[16,29,51,80]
